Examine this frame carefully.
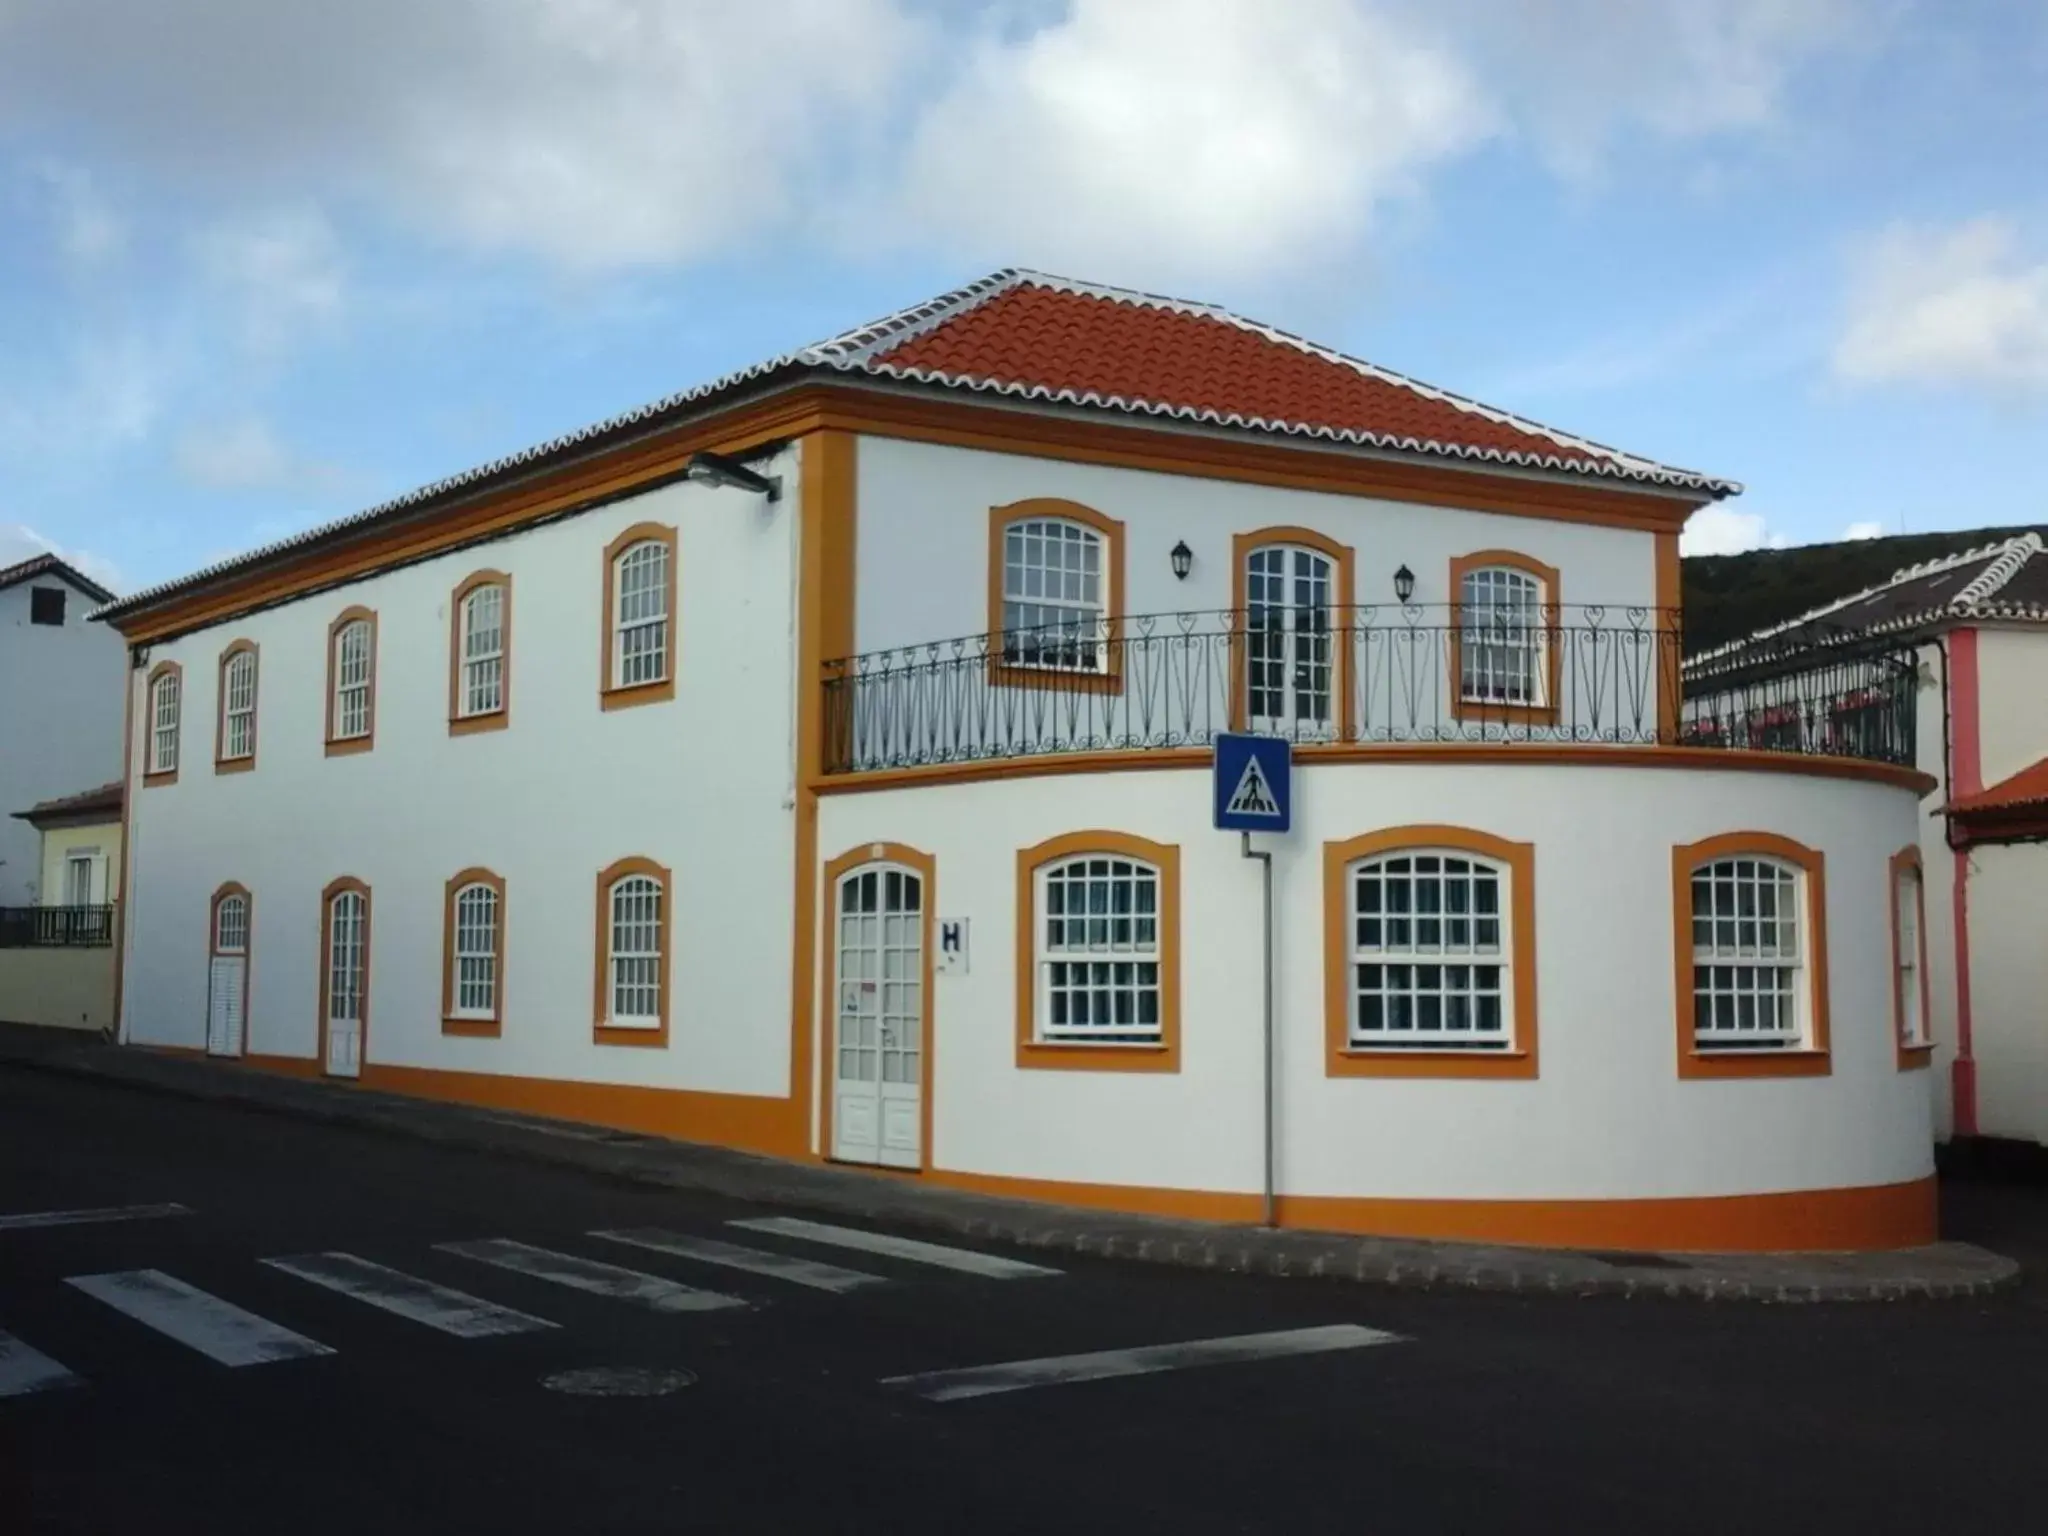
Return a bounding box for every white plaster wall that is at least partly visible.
[818,760,1930,1202]
[1912,640,1961,1141]
[122,446,801,1097]
[1971,627,2048,787]
[1963,841,2048,1145]
[852,437,1660,648]
[0,577,126,903]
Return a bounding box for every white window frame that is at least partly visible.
[327,891,366,1024]
[1034,854,1163,1044]
[1002,518,1107,674]
[1690,856,1806,1052]
[611,542,670,690]
[63,853,96,907]
[605,874,664,1029]
[149,671,180,774]
[1896,864,1929,1050]
[222,649,257,760]
[1245,543,1336,733]
[450,882,500,1020]
[331,620,374,741]
[459,585,506,718]
[215,893,249,955]
[1458,565,1548,708]
[1346,849,1512,1052]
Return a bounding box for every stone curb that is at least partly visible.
[1,1038,2020,1304]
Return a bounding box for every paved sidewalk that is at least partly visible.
[0,1025,2018,1302]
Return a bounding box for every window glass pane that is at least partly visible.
[1689,856,1803,1049]
[1001,518,1108,673]
[613,543,670,687]
[607,874,663,1022]
[1459,566,1544,705]
[1038,853,1162,1043]
[1348,850,1510,1050]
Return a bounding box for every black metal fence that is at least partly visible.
[0,905,116,948]
[821,606,1918,773]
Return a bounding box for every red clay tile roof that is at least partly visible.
[866,280,1631,474]
[98,269,1735,625]
[1951,757,2048,817]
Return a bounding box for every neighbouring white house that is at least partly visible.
[1686,530,2048,1161]
[0,554,125,906]
[0,780,121,1031]
[99,270,1940,1251]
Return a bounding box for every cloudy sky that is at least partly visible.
[2,0,2044,593]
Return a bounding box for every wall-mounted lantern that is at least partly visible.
[1393,564,1416,604]
[1170,540,1193,581]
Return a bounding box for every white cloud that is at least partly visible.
[1411,0,1869,177]
[0,521,123,594]
[0,0,923,272]
[1841,520,1885,540]
[33,163,125,270]
[1833,217,2048,393]
[1681,505,1793,556]
[174,418,299,489]
[896,0,1491,285]
[194,207,345,354]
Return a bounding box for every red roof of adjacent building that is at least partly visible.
[1951,757,2048,818]
[98,269,1736,625]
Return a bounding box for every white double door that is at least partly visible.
[832,863,924,1169]
[205,956,247,1058]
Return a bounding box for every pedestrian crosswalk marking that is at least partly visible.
[882,1322,1402,1402]
[263,1252,558,1337]
[0,1329,80,1398]
[728,1218,1061,1279]
[66,1269,334,1367]
[593,1229,885,1294]
[1224,755,1281,818]
[435,1239,747,1313]
[0,1202,190,1232]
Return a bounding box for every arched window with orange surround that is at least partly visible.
[1322,827,1538,1080]
[1449,550,1560,728]
[1014,831,1180,1072]
[449,571,511,733]
[987,499,1126,692]
[143,661,183,785]
[1671,833,1830,1080]
[601,525,676,709]
[325,607,378,755]
[443,868,506,1035]
[215,641,259,772]
[1231,527,1356,739]
[594,857,671,1045]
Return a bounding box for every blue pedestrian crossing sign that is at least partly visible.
[1213,733,1292,832]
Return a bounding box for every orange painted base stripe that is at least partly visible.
[209,1051,803,1159]
[164,1048,1935,1252]
[917,1168,1938,1253]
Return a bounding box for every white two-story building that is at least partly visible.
[1,553,125,906]
[101,271,1939,1251]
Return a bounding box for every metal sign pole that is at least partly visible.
[1241,830,1276,1228]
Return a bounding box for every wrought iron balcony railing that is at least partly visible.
[822,607,1918,775]
[0,904,116,949]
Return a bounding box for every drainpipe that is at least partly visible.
[1940,630,1980,1137]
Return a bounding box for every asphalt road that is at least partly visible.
[1,1067,2042,1534]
